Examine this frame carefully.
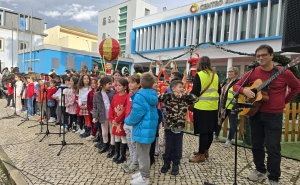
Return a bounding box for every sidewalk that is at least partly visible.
[0,99,299,185]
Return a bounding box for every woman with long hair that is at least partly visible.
[189,56,220,163]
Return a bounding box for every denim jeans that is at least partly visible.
[249,112,282,182]
[27,97,34,115]
[215,109,237,140]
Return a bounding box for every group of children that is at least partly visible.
[3,68,198,185]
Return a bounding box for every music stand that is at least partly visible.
[49,86,83,156]
[216,67,256,185]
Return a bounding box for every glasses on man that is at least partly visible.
[256,53,269,58]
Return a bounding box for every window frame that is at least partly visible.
[0,38,4,51]
[18,40,29,50]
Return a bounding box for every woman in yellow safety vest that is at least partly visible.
[215,67,240,148]
[189,56,220,163]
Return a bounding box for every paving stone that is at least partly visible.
[0,99,299,184]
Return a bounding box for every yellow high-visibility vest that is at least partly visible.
[226,86,235,110]
[194,71,219,110]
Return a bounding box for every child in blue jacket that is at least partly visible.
[125,72,158,185]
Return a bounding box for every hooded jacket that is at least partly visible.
[125,88,159,144]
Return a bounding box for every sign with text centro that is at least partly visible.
[191,0,245,12]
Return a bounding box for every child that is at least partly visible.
[109,78,129,164]
[72,85,80,132]
[125,72,159,185]
[85,78,98,140]
[122,74,141,173]
[92,77,115,155]
[75,75,91,135]
[15,74,23,111]
[47,80,58,122]
[158,79,198,175]
[26,75,35,117]
[5,77,15,109]
[52,75,67,127]
[65,77,78,131]
[36,79,47,121]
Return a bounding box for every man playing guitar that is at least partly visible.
[234,45,300,185]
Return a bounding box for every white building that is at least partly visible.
[0,7,46,71]
[98,0,157,59]
[98,0,299,82]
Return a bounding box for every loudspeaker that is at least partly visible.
[281,0,300,52]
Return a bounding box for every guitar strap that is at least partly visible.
[267,65,279,89]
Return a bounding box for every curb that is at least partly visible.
[0,146,28,185]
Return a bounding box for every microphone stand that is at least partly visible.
[218,66,257,185]
[49,86,83,156]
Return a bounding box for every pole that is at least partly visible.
[23,21,25,73]
[30,8,33,68]
[11,22,13,68]
[17,20,19,68]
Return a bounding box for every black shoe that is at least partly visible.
[116,143,127,164]
[160,163,170,173]
[95,142,103,149]
[171,164,179,175]
[113,142,121,162]
[80,132,90,138]
[106,145,115,158]
[93,137,100,142]
[55,122,61,125]
[99,143,109,153]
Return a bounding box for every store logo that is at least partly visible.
[102,16,115,26]
[190,3,199,14]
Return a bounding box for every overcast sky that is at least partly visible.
[0,0,199,34]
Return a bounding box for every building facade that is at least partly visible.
[18,45,133,74]
[0,7,46,71]
[130,0,299,82]
[98,0,157,58]
[44,25,98,53]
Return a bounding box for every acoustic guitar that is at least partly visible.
[238,58,300,117]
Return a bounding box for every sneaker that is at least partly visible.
[86,135,95,141]
[131,172,141,179]
[48,117,55,123]
[72,128,77,133]
[247,170,267,181]
[213,135,219,142]
[75,129,82,134]
[269,180,279,185]
[79,129,85,135]
[224,139,232,148]
[10,107,15,110]
[161,164,170,173]
[130,175,149,185]
[171,164,179,175]
[126,163,138,173]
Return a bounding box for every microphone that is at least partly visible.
[55,86,69,89]
[247,61,260,69]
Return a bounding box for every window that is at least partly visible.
[119,20,127,26]
[259,5,268,38]
[0,10,2,26]
[119,13,127,20]
[269,3,279,36]
[121,45,126,51]
[19,41,29,50]
[250,7,258,38]
[224,12,230,42]
[0,38,4,51]
[118,39,126,45]
[209,14,215,42]
[119,6,127,13]
[216,13,222,42]
[119,26,126,32]
[241,9,247,40]
[279,2,285,35]
[145,9,150,16]
[119,33,126,38]
[20,15,26,30]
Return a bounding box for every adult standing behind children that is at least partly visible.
[125,72,159,185]
[189,56,220,163]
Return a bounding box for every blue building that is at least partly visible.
[18,45,133,74]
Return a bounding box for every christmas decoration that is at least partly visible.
[188,52,200,77]
[99,38,121,61]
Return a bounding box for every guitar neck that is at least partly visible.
[257,65,289,92]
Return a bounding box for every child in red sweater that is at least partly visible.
[5,79,15,108]
[47,80,58,122]
[109,78,129,164]
[85,78,98,140]
[26,75,35,116]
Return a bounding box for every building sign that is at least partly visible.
[102,16,115,26]
[193,0,245,11]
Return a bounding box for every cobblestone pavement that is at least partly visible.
[0,99,299,185]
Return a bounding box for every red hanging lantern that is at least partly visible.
[99,38,121,61]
